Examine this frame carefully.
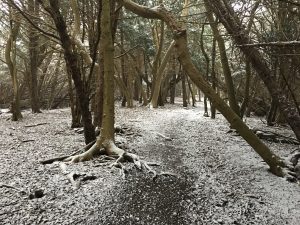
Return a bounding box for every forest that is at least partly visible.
[0,0,300,224]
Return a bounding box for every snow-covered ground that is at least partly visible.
[0,102,299,224]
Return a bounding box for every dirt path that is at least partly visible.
[93,105,300,224]
[0,105,299,224]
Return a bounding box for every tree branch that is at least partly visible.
[237,41,300,47]
[9,0,60,40]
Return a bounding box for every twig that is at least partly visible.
[237,40,300,47]
[21,139,35,143]
[24,122,48,128]
[0,183,24,193]
[156,132,172,141]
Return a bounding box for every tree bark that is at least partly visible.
[44,0,95,144]
[151,41,175,108]
[204,0,240,116]
[181,70,188,107]
[240,60,251,118]
[210,38,217,119]
[117,0,293,177]
[28,0,41,113]
[5,7,22,121]
[208,0,300,142]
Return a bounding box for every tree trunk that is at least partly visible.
[240,60,251,118]
[204,0,240,116]
[150,20,165,101]
[68,0,131,162]
[170,74,176,104]
[28,0,41,113]
[45,0,95,144]
[5,8,22,121]
[203,96,209,117]
[181,70,188,107]
[208,0,300,142]
[151,41,175,108]
[187,78,196,107]
[94,52,104,127]
[210,38,217,119]
[118,0,294,178]
[267,99,277,126]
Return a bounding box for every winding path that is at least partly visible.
[93,105,300,224]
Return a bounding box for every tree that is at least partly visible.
[204,0,240,116]
[66,0,141,167]
[28,0,42,113]
[5,5,22,121]
[207,0,300,142]
[38,0,96,144]
[116,0,296,179]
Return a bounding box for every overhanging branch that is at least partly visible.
[238,41,300,47]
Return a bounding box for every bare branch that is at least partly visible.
[8,0,60,40]
[237,41,300,47]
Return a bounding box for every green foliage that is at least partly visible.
[119,15,155,57]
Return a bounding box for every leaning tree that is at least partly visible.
[39,0,299,181]
[108,0,298,180]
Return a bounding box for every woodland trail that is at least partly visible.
[95,105,300,224]
[0,104,300,224]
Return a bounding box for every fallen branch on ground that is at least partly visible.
[24,122,48,128]
[252,129,299,145]
[0,183,24,193]
[156,132,172,141]
[22,139,35,143]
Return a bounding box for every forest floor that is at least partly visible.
[0,101,300,225]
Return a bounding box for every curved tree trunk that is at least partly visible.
[151,41,175,108]
[5,9,22,121]
[117,0,294,178]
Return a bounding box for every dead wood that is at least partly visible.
[252,129,299,145]
[0,183,25,193]
[24,122,48,128]
[156,132,172,141]
[21,139,35,143]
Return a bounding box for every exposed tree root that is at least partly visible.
[64,140,151,179]
[41,137,166,183]
[40,140,96,164]
[286,150,300,181]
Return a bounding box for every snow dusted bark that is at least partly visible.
[117,0,296,178]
